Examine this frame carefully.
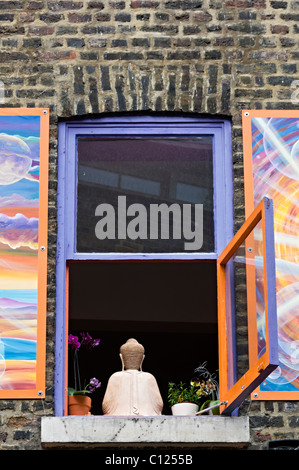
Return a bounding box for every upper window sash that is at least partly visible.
[60,118,233,260]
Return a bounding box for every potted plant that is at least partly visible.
[194,362,219,415]
[68,332,101,415]
[168,362,219,416]
[168,381,203,415]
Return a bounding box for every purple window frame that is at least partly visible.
[55,115,233,416]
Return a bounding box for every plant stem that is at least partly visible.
[74,349,81,391]
[73,350,77,391]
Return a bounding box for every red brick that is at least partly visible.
[271,24,289,33]
[226,0,266,7]
[36,51,77,60]
[131,1,159,7]
[28,26,55,35]
[68,12,92,22]
[18,12,35,22]
[194,12,212,22]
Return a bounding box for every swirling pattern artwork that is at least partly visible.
[0,115,40,391]
[250,117,299,393]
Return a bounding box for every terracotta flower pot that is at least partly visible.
[68,395,92,416]
[171,403,199,416]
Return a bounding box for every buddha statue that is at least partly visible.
[102,338,163,416]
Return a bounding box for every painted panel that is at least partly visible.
[0,109,49,398]
[243,110,299,399]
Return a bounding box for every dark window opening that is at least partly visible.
[68,261,218,416]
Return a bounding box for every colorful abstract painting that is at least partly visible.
[0,110,48,398]
[243,110,299,399]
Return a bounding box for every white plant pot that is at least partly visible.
[171,403,199,416]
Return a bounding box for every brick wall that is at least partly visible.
[0,0,299,450]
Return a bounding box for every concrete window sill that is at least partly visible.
[41,415,250,449]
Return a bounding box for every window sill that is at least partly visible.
[41,415,250,449]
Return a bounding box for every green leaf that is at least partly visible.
[199,399,220,415]
[200,400,211,412]
[68,387,91,396]
[210,400,220,415]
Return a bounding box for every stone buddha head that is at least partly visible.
[120,338,145,371]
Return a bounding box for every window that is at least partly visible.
[55,115,278,418]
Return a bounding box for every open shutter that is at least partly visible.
[217,197,278,415]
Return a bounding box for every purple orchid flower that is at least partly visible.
[68,334,81,350]
[68,332,101,394]
[80,332,101,349]
[88,377,101,392]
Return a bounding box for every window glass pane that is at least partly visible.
[76,136,214,253]
[225,220,265,387]
[225,242,248,387]
[252,220,265,361]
